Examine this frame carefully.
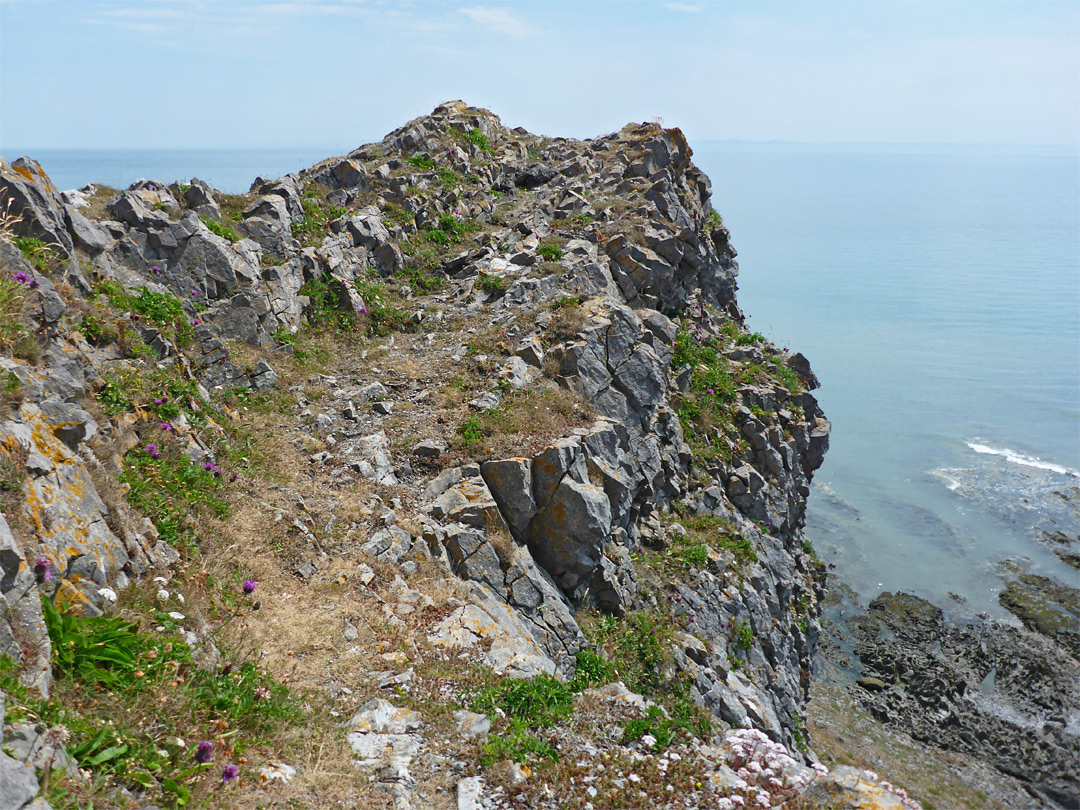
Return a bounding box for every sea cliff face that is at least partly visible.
[0,102,927,809]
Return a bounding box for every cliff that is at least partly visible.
[0,102,918,810]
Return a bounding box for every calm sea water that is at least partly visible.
[6,143,1078,617]
[693,142,1080,618]
[0,147,349,194]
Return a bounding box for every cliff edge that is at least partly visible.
[0,102,923,810]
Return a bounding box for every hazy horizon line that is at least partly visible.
[3,138,1077,155]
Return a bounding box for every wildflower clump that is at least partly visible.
[717,728,822,808]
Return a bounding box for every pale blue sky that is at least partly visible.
[1,0,1077,150]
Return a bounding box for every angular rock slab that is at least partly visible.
[801,766,912,810]
[0,751,39,810]
[525,477,611,596]
[428,603,556,678]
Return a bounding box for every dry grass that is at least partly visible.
[453,385,594,462]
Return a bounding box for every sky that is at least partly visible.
[0,0,1077,150]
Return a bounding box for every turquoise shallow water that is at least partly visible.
[7,142,1078,617]
[692,142,1080,618]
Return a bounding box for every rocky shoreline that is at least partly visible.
[813,569,1080,810]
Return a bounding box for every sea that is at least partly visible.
[6,142,1079,619]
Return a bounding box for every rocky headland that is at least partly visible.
[0,100,1042,810]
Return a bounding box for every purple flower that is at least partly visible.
[191,318,202,326]
[194,740,214,764]
[151,265,161,275]
[33,556,52,583]
[358,306,367,314]
[242,580,258,594]
[12,271,30,285]
[549,226,557,233]
[28,279,40,289]
[160,423,172,431]
[145,443,158,454]
[707,388,714,394]
[222,764,239,784]
[190,289,199,297]
[229,472,238,482]
[153,396,168,405]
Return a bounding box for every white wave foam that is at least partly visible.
[933,469,963,491]
[966,442,1080,477]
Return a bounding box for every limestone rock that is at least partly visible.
[0,751,39,810]
[802,766,912,810]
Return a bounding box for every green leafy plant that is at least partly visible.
[201,217,240,242]
[476,274,507,297]
[568,649,613,691]
[13,235,59,273]
[480,722,557,766]
[407,154,434,170]
[437,167,459,189]
[120,447,230,548]
[299,275,353,332]
[734,620,754,649]
[472,672,574,729]
[537,242,563,261]
[464,128,491,151]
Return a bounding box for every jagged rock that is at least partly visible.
[349,698,423,734]
[36,400,97,450]
[0,751,39,810]
[349,432,398,485]
[63,205,111,255]
[2,404,129,597]
[802,766,911,810]
[513,164,556,189]
[1,156,76,257]
[456,776,485,810]
[363,526,412,564]
[427,601,557,678]
[427,475,503,529]
[526,477,611,597]
[479,458,535,538]
[786,351,820,390]
[412,439,447,458]
[441,526,503,590]
[452,711,491,740]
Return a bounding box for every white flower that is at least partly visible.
[175,593,185,604]
[168,611,185,620]
[153,576,168,584]
[628,773,641,783]
[669,752,681,761]
[641,734,657,748]
[97,587,117,603]
[812,763,829,776]
[156,588,170,602]
[586,786,597,798]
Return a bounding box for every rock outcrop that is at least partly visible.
[0,101,888,809]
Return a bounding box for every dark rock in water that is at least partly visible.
[999,571,1080,659]
[844,591,1080,809]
